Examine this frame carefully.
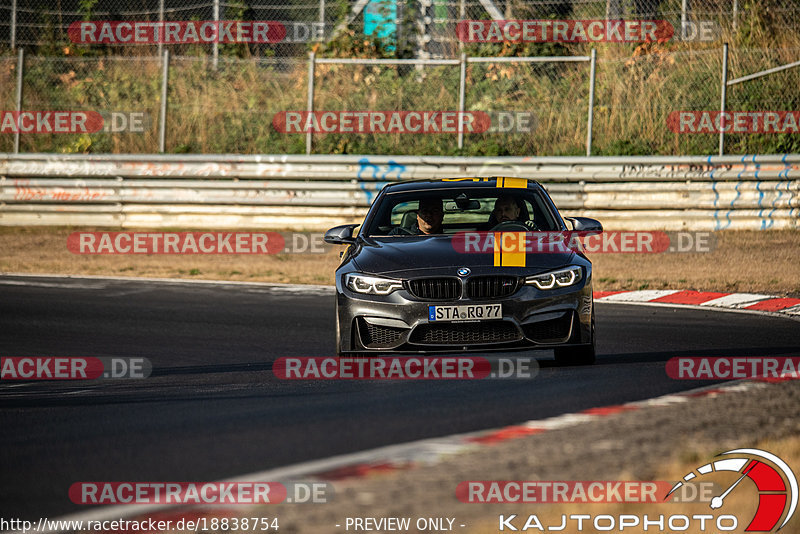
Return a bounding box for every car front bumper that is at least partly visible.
[336,278,593,354]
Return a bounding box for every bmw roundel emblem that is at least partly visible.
[457,267,471,277]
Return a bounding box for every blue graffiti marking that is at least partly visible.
[357,158,407,204]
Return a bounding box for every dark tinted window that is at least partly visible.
[365,189,559,236]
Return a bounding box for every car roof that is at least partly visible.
[380,177,544,194]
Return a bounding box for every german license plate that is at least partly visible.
[428,304,502,322]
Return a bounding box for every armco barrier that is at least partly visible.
[1,153,798,230]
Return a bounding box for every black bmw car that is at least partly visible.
[324,177,602,365]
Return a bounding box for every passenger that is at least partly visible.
[390,197,444,235]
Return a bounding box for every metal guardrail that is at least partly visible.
[1,153,798,230]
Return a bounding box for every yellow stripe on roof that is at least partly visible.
[499,177,528,189]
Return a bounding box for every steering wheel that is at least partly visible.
[490,220,536,232]
[393,226,415,235]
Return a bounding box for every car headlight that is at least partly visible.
[345,273,404,295]
[524,266,583,290]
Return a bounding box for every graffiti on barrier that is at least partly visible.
[357,158,406,203]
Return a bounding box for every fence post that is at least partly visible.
[158,0,164,57]
[14,47,23,153]
[213,0,219,70]
[680,0,689,40]
[458,0,465,52]
[159,50,170,153]
[719,43,728,156]
[306,51,316,155]
[10,0,16,49]
[319,0,325,25]
[586,48,596,156]
[458,52,466,150]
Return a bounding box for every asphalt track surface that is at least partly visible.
[1,275,799,520]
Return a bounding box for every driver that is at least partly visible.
[390,197,444,235]
[486,195,537,229]
[493,195,522,223]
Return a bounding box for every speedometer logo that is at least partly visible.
[666,448,798,531]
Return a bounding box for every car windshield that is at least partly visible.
[364,189,560,236]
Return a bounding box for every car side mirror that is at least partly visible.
[564,217,603,233]
[324,224,359,245]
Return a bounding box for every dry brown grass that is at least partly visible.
[0,227,342,286]
[592,230,800,296]
[1,227,798,296]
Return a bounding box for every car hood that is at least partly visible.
[351,235,577,278]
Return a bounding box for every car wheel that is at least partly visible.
[554,314,595,366]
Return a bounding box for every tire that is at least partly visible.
[554,313,596,366]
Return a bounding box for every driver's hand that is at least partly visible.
[523,220,539,230]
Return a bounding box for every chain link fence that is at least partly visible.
[0,0,339,59]
[3,1,800,57]
[1,0,799,155]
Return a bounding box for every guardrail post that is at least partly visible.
[719,43,728,156]
[586,48,596,156]
[457,52,466,151]
[306,51,316,155]
[14,47,23,154]
[159,50,170,153]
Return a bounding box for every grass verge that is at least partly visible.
[1,227,798,296]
